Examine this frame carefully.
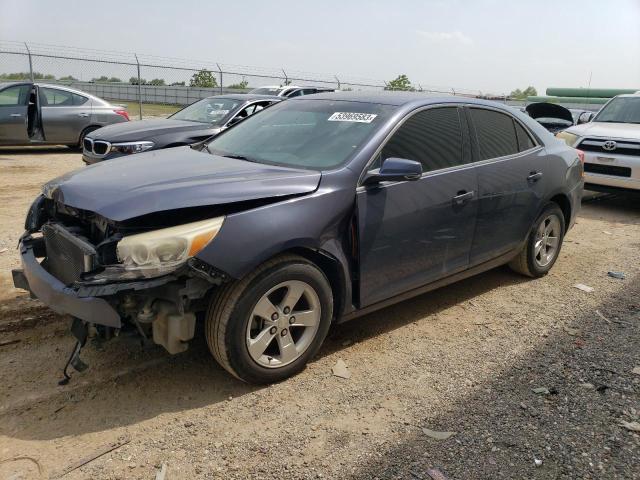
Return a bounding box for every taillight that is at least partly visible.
[113,109,130,121]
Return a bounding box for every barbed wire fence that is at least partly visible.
[0,40,508,119]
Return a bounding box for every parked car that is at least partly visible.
[13,92,583,384]
[249,85,334,97]
[0,82,129,147]
[525,102,574,133]
[82,94,281,164]
[556,93,640,193]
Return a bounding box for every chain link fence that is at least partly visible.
[0,40,507,119]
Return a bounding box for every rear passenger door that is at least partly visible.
[40,87,91,144]
[466,107,546,265]
[357,106,478,307]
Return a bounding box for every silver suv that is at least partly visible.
[557,93,640,193]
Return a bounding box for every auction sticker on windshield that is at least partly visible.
[328,112,377,123]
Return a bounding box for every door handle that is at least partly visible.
[77,113,90,117]
[527,171,543,182]
[10,113,22,117]
[452,190,474,205]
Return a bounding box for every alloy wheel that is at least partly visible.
[246,280,321,368]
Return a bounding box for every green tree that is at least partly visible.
[190,69,218,88]
[170,81,186,86]
[0,71,55,80]
[510,86,537,100]
[385,74,414,91]
[149,78,166,86]
[129,77,147,85]
[108,76,122,83]
[227,78,249,89]
[59,75,78,81]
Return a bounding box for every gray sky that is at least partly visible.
[2,0,639,94]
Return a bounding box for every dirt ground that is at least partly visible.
[0,148,638,480]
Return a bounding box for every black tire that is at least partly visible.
[72,126,99,150]
[205,254,333,384]
[509,202,565,278]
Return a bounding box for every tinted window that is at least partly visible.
[514,121,536,151]
[72,93,88,105]
[381,107,465,173]
[470,108,518,160]
[0,85,30,106]
[42,87,74,106]
[286,89,304,98]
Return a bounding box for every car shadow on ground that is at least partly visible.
[580,192,640,225]
[0,146,76,156]
[347,273,640,479]
[0,265,530,441]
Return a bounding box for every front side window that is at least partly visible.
[169,97,241,125]
[594,96,640,124]
[469,108,519,160]
[380,107,465,173]
[0,85,30,106]
[205,99,395,170]
[41,87,74,106]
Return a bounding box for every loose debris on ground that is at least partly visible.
[0,152,638,479]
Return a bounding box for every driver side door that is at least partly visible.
[356,106,479,307]
[0,84,30,144]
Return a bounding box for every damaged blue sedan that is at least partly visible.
[12,92,583,384]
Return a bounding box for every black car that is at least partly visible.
[82,94,281,164]
[13,92,583,384]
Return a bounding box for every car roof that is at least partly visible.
[205,94,283,101]
[291,90,515,108]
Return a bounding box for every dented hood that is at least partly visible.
[525,102,574,123]
[43,146,321,222]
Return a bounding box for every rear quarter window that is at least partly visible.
[469,108,519,160]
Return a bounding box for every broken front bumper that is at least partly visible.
[12,241,121,328]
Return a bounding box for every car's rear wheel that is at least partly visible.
[205,255,333,384]
[72,126,99,150]
[509,202,565,277]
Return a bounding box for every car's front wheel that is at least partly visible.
[509,202,565,277]
[205,255,333,384]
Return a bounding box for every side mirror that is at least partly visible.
[577,112,594,125]
[227,115,245,127]
[363,157,422,185]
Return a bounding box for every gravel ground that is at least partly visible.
[0,148,638,480]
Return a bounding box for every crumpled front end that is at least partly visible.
[12,195,224,357]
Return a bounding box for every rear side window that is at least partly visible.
[72,93,89,105]
[514,121,536,151]
[0,85,30,106]
[381,107,465,173]
[41,87,74,106]
[469,108,518,160]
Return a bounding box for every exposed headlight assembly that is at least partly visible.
[111,141,155,155]
[117,217,224,271]
[556,131,579,147]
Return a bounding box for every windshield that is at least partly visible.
[594,97,640,124]
[249,87,283,96]
[169,97,241,124]
[204,99,395,170]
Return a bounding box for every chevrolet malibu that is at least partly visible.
[13,92,583,384]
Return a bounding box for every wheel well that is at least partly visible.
[286,247,346,322]
[78,125,100,144]
[550,194,571,226]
